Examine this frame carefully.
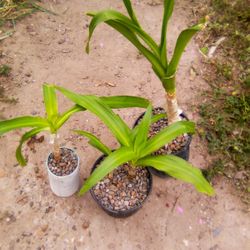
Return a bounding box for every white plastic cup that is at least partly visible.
[46,148,80,197]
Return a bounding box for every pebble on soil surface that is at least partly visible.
[48,148,78,176]
[92,163,150,212]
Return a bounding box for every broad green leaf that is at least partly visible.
[86,10,160,56]
[106,20,165,78]
[74,130,111,155]
[142,121,195,157]
[137,155,214,196]
[151,113,166,123]
[133,105,152,154]
[79,147,136,195]
[167,19,207,75]
[0,116,49,136]
[100,95,149,109]
[160,0,174,67]
[43,84,58,123]
[16,127,49,166]
[123,0,140,26]
[55,86,132,147]
[54,95,149,130]
[131,113,166,140]
[55,105,84,130]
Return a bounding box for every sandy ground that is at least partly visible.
[0,0,249,249]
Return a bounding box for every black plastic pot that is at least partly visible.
[133,107,192,178]
[89,154,153,218]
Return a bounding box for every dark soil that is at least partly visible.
[92,163,150,212]
[48,148,78,176]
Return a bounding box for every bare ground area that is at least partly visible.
[0,0,249,249]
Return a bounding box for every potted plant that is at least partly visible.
[84,0,207,176]
[55,85,214,217]
[0,84,150,197]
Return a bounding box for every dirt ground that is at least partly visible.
[0,0,249,249]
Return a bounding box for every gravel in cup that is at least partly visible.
[139,107,189,155]
[92,163,150,211]
[48,148,78,176]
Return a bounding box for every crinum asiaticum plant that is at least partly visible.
[85,0,207,124]
[0,84,149,166]
[54,85,214,196]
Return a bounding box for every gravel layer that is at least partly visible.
[92,163,150,212]
[139,107,189,155]
[48,148,78,176]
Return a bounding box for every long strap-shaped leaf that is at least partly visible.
[16,127,49,166]
[106,20,165,78]
[100,95,149,109]
[159,0,174,67]
[86,10,160,57]
[123,0,140,27]
[43,84,58,123]
[131,113,166,141]
[74,130,112,156]
[55,86,132,147]
[0,116,49,136]
[137,155,214,196]
[55,105,84,130]
[79,147,136,195]
[133,105,152,155]
[167,19,207,76]
[141,121,195,157]
[54,95,149,130]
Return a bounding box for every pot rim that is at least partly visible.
[89,154,153,218]
[45,147,80,179]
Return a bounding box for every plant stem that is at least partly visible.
[162,75,181,124]
[165,91,181,124]
[50,133,61,162]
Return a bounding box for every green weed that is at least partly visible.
[0,64,11,76]
[196,0,250,203]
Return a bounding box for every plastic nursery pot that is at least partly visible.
[46,147,80,197]
[89,154,153,218]
[133,107,192,178]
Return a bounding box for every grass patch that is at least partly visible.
[0,64,11,76]
[196,0,250,203]
[0,0,56,28]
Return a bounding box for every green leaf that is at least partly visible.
[43,84,58,123]
[142,121,195,157]
[131,113,166,140]
[55,105,84,130]
[79,147,136,195]
[74,130,111,155]
[55,95,149,130]
[0,116,49,136]
[55,86,132,147]
[16,127,49,166]
[86,10,160,57]
[137,155,214,196]
[100,95,149,109]
[151,113,166,123]
[106,20,165,78]
[133,105,152,155]
[160,0,175,66]
[167,19,207,75]
[123,0,140,26]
